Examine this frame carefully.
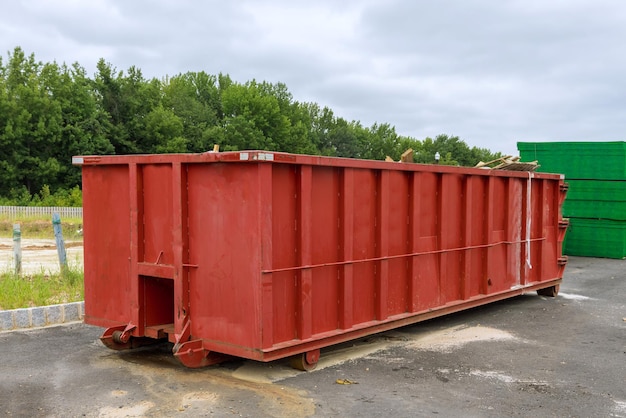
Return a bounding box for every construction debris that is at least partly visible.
[400,148,414,163]
[385,148,414,163]
[475,156,539,172]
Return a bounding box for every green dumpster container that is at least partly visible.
[564,218,626,259]
[518,141,626,180]
[563,180,626,220]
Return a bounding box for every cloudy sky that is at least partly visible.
[1,0,625,155]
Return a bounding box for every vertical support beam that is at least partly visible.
[483,175,495,294]
[436,173,445,302]
[505,177,519,287]
[52,213,67,272]
[339,168,354,329]
[172,162,190,339]
[296,165,313,340]
[259,163,275,347]
[375,170,390,320]
[408,172,420,312]
[129,163,144,334]
[536,179,547,278]
[526,177,536,281]
[461,176,473,300]
[12,223,21,276]
[519,175,532,286]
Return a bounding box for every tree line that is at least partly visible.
[0,46,501,204]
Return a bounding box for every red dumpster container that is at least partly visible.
[73,151,568,369]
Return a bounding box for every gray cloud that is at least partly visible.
[1,0,625,155]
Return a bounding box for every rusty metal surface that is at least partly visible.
[76,151,568,367]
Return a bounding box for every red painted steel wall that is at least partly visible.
[77,151,567,362]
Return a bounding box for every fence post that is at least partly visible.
[13,223,22,276]
[52,213,67,272]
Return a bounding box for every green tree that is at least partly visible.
[41,61,114,188]
[220,81,290,151]
[0,53,17,193]
[413,134,501,166]
[303,103,336,155]
[93,61,160,154]
[93,59,132,153]
[0,47,507,203]
[301,104,367,158]
[161,72,221,152]
[0,47,63,195]
[145,105,186,153]
[362,123,402,160]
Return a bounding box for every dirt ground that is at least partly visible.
[0,238,83,275]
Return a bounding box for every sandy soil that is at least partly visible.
[0,238,83,275]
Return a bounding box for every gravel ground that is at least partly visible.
[0,238,83,275]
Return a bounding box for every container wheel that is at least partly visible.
[100,325,156,350]
[537,284,560,297]
[289,349,320,371]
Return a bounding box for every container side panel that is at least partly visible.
[546,180,558,226]
[414,171,440,310]
[141,164,173,265]
[529,179,545,283]
[351,169,377,324]
[461,175,486,299]
[439,174,463,303]
[489,177,523,293]
[487,177,508,293]
[418,172,439,237]
[271,164,298,343]
[386,171,410,316]
[83,165,132,324]
[295,165,313,341]
[339,168,355,329]
[492,177,507,231]
[542,226,557,280]
[310,166,340,335]
[505,178,523,289]
[186,163,261,348]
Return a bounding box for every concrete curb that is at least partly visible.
[0,301,84,332]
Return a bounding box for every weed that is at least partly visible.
[0,265,84,310]
[0,217,84,310]
[0,215,83,240]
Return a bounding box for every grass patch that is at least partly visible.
[0,216,84,310]
[0,266,84,310]
[0,215,83,240]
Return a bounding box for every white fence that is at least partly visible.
[0,206,83,219]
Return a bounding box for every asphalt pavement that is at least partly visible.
[1,256,624,417]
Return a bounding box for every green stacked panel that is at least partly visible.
[563,180,626,220]
[518,141,626,258]
[563,218,626,259]
[518,141,626,180]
